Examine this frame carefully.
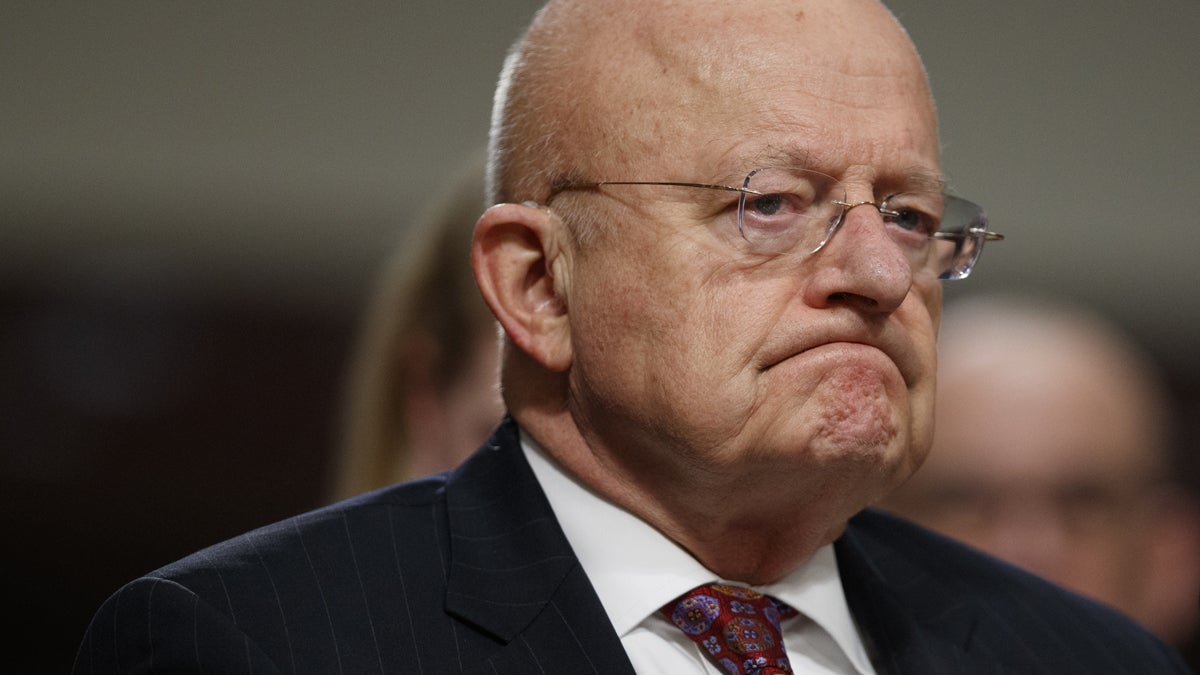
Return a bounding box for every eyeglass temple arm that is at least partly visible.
[546,180,762,202]
[931,229,1004,242]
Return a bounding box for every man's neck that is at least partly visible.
[515,409,855,584]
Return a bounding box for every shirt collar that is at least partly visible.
[521,432,875,673]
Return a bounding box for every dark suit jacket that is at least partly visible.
[74,417,1191,673]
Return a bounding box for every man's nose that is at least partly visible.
[801,201,913,313]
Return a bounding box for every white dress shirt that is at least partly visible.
[522,433,877,674]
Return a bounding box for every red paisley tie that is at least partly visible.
[660,583,799,675]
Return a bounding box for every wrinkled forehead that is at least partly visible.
[557,0,935,177]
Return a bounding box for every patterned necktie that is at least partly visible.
[660,583,799,675]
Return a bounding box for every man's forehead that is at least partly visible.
[515,0,937,198]
[719,143,946,187]
[559,2,932,150]
[558,0,916,85]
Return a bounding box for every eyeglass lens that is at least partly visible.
[736,167,991,280]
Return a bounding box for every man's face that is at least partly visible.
[557,1,943,511]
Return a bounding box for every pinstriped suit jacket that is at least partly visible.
[74,417,1191,673]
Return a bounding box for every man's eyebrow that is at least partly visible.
[902,168,947,193]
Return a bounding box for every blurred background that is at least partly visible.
[2,0,1197,669]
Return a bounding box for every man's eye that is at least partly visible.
[884,207,941,237]
[891,209,926,231]
[750,193,787,216]
[881,192,944,236]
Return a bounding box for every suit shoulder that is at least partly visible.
[841,508,1191,672]
[160,475,448,578]
[77,475,461,673]
[845,508,1112,608]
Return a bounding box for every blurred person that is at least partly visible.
[884,293,1200,652]
[330,153,501,500]
[75,1,1190,672]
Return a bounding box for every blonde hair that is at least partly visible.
[329,153,497,500]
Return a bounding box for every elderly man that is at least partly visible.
[74,0,1188,672]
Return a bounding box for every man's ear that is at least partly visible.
[471,203,572,372]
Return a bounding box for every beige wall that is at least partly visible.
[2,0,1197,373]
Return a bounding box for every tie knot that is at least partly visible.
[660,584,798,675]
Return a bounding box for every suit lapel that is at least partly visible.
[835,509,1032,672]
[444,418,637,674]
[836,510,1013,674]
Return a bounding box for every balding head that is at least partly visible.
[487,0,935,212]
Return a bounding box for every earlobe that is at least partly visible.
[472,203,572,372]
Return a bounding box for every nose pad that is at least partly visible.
[808,211,847,255]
